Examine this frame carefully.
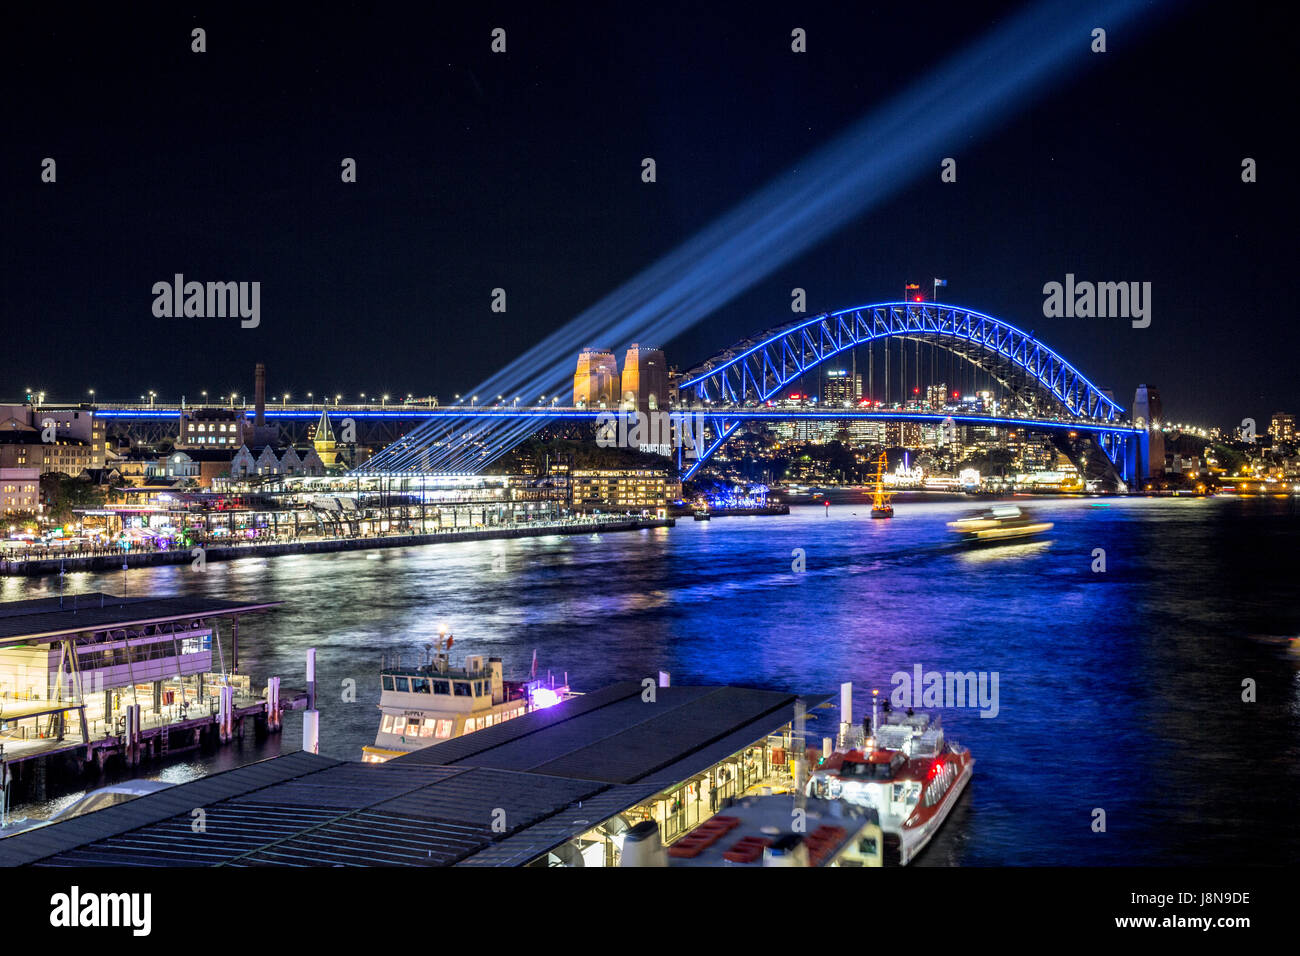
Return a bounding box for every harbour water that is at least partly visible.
[5,494,1298,865]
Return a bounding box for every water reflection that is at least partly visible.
[3,494,1297,864]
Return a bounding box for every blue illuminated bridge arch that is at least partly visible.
[345,301,1146,485]
[674,302,1142,482]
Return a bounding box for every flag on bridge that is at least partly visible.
[934,278,948,287]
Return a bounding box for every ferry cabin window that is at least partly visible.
[382,676,395,691]
[393,677,411,693]
[435,719,453,738]
[432,680,450,695]
[454,682,473,697]
[420,717,438,737]
[381,714,395,732]
[393,716,409,734]
[411,678,431,694]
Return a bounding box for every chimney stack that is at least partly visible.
[254,362,266,426]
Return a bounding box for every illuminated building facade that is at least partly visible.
[1270,412,1295,443]
[570,468,669,513]
[821,369,861,406]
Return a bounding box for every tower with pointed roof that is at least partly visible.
[313,408,340,468]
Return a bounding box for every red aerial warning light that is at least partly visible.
[913,296,923,302]
[913,387,919,394]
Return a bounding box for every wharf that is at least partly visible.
[0,592,290,801]
[1,515,673,577]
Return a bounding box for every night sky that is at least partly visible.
[4,1,1296,428]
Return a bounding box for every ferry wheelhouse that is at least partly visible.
[361,634,574,763]
[808,706,973,865]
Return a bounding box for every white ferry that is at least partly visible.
[362,632,575,763]
[808,703,973,865]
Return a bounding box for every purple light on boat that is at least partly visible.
[530,687,561,709]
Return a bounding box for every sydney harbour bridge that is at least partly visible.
[91,301,1157,488]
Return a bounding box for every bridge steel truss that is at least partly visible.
[675,302,1142,483]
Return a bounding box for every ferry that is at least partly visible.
[362,631,575,763]
[947,504,1053,544]
[808,705,973,865]
[693,508,711,521]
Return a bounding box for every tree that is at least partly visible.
[39,474,107,526]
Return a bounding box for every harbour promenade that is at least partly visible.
[1,515,673,577]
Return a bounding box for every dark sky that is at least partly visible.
[4,1,1296,428]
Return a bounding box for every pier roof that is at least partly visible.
[0,682,826,867]
[0,593,282,645]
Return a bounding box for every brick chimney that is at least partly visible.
[255,362,266,427]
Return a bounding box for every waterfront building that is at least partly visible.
[0,681,822,868]
[0,404,105,468]
[0,431,95,477]
[0,593,279,780]
[0,468,41,514]
[570,468,669,513]
[230,444,326,479]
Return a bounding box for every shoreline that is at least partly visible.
[1,516,674,578]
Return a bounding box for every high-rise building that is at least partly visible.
[926,383,950,409]
[620,344,669,411]
[822,369,861,406]
[573,349,620,408]
[1270,412,1295,443]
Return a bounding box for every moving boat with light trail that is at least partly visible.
[947,504,1052,545]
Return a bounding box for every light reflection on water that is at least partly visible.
[5,494,1298,865]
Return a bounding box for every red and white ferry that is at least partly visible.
[807,706,973,865]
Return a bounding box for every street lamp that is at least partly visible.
[382,394,389,407]
[149,390,156,407]
[282,393,289,408]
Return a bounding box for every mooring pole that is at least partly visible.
[302,648,319,754]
